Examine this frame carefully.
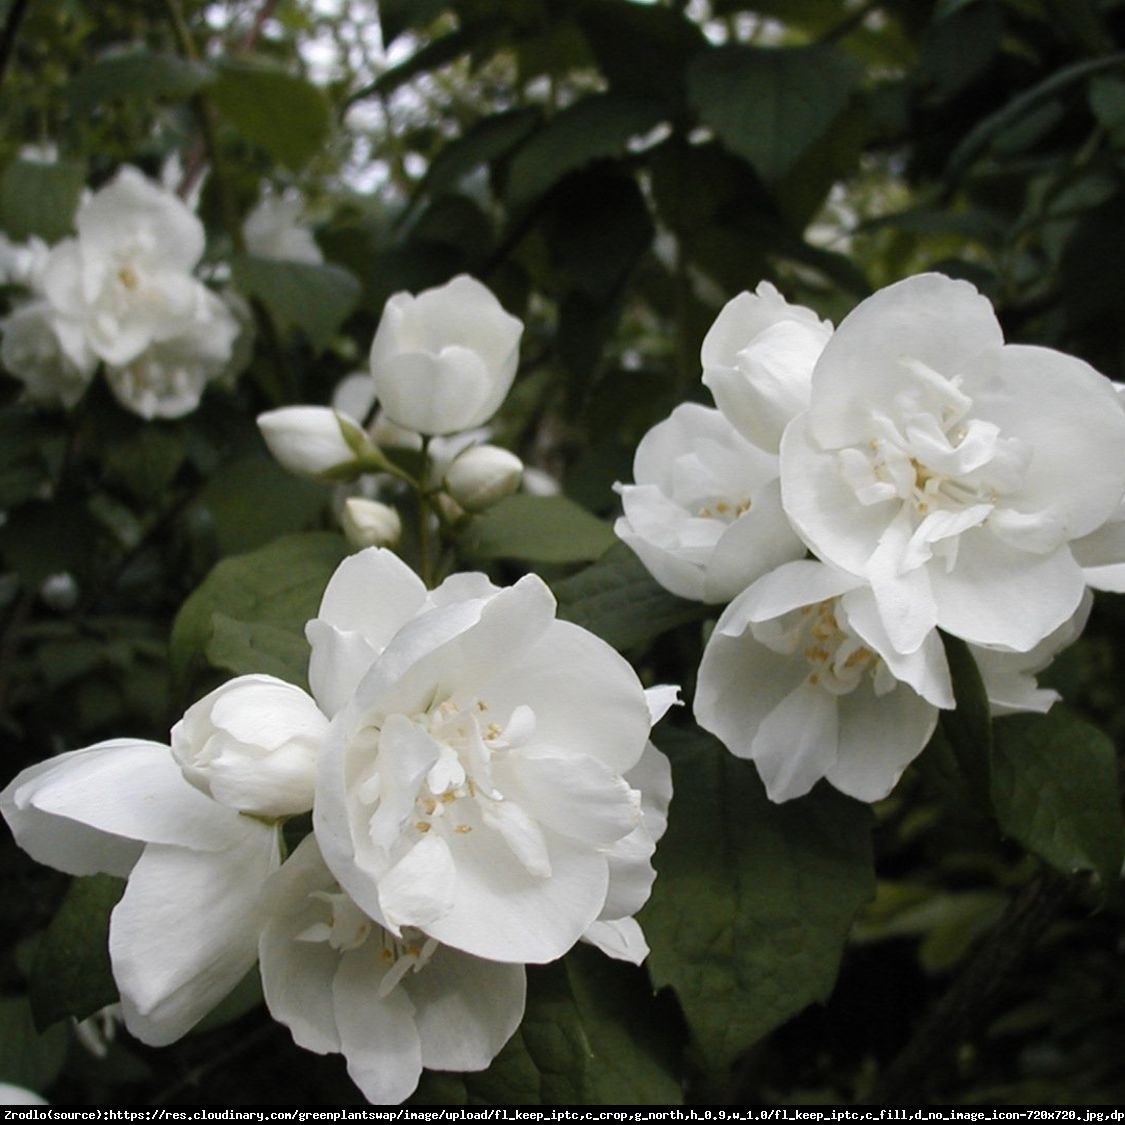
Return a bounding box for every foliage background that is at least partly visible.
[3,0,1125,1106]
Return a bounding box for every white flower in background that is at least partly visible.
[695,559,953,803]
[443,444,523,512]
[73,1003,123,1060]
[0,739,280,1045]
[259,835,525,1105]
[0,1083,47,1105]
[971,588,1092,717]
[0,233,50,289]
[332,370,379,429]
[171,674,328,818]
[369,274,523,436]
[310,548,660,963]
[0,299,96,407]
[780,273,1125,656]
[701,280,833,453]
[104,285,240,419]
[40,167,210,368]
[615,402,806,603]
[243,192,323,265]
[258,405,372,479]
[341,497,402,550]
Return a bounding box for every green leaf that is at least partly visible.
[0,158,86,242]
[553,541,706,650]
[170,532,348,693]
[460,494,616,564]
[378,0,448,45]
[939,632,994,810]
[194,455,329,557]
[687,44,862,185]
[210,60,331,171]
[419,108,542,200]
[29,874,123,1030]
[412,952,682,1105]
[0,996,68,1092]
[66,49,213,107]
[641,728,874,1068]
[232,254,360,351]
[505,93,666,208]
[0,498,105,586]
[991,706,1125,888]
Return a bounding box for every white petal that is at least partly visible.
[408,945,526,1072]
[333,942,422,1104]
[751,682,840,802]
[582,917,650,965]
[112,825,280,1046]
[644,685,682,726]
[378,833,457,933]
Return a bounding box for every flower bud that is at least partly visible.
[369,274,523,436]
[171,674,328,817]
[257,406,370,480]
[341,497,402,549]
[443,444,523,512]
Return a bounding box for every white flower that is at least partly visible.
[0,739,280,1045]
[369,274,523,436]
[971,588,1092,717]
[614,402,806,603]
[40,167,208,368]
[258,406,371,479]
[701,280,832,453]
[259,835,525,1105]
[171,674,329,818]
[443,444,523,512]
[0,1083,47,1106]
[780,273,1125,656]
[104,285,240,419]
[0,299,97,408]
[341,497,402,549]
[309,548,658,963]
[242,193,323,265]
[694,559,953,803]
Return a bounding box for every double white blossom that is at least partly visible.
[242,193,323,265]
[780,273,1125,655]
[308,548,668,963]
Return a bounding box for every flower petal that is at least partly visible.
[582,917,650,965]
[751,682,840,802]
[378,833,458,933]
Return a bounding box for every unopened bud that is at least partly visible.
[341,497,402,549]
[257,406,371,480]
[443,445,523,512]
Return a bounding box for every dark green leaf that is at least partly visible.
[578,0,706,106]
[992,706,1125,888]
[30,874,124,1029]
[419,108,542,200]
[939,632,994,811]
[210,60,331,171]
[379,0,449,45]
[0,158,86,242]
[553,541,706,650]
[170,532,348,693]
[194,455,329,557]
[505,93,666,208]
[0,499,105,586]
[66,49,213,108]
[641,728,874,1068]
[687,44,862,185]
[460,494,616,564]
[232,255,360,351]
[0,996,68,1091]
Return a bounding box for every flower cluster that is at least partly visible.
[2,270,676,1104]
[617,274,1125,803]
[0,166,240,418]
[258,274,538,544]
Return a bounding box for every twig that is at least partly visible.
[863,871,1074,1104]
